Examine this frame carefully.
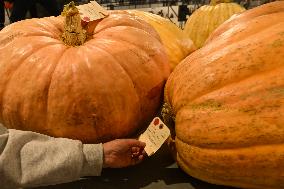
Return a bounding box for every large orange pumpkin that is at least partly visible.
[164,1,284,188]
[0,3,170,143]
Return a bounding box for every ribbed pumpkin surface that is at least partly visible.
[184,2,245,48]
[164,1,284,188]
[124,10,196,71]
[206,0,284,43]
[0,12,170,143]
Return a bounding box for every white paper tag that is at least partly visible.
[77,1,108,22]
[139,117,170,156]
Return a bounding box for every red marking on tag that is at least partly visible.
[159,124,163,129]
[154,118,159,126]
[83,16,90,22]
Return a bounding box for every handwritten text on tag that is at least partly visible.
[139,117,170,156]
[77,1,108,22]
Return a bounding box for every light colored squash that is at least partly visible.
[0,3,170,143]
[184,0,245,48]
[164,2,284,188]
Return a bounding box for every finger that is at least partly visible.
[138,154,144,161]
[131,153,139,158]
[131,147,140,153]
[131,151,145,159]
[131,151,141,158]
[125,139,146,148]
[141,149,147,156]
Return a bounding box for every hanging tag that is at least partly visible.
[139,117,170,156]
[77,1,109,22]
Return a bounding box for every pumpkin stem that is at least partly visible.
[161,103,177,160]
[210,0,231,5]
[61,2,86,46]
[161,103,176,136]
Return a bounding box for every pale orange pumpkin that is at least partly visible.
[183,0,245,49]
[164,1,284,188]
[0,3,170,143]
[123,10,196,71]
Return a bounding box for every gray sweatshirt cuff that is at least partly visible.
[81,143,103,177]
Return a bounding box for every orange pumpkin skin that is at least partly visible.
[0,12,170,143]
[164,2,284,189]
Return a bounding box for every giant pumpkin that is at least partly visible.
[0,3,170,143]
[184,0,245,48]
[164,1,284,188]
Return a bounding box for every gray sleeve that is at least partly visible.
[0,123,103,189]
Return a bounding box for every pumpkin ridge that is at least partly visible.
[176,139,284,189]
[175,133,283,151]
[41,18,63,37]
[176,153,276,189]
[5,44,66,130]
[175,126,284,149]
[184,2,245,48]
[174,64,284,114]
[94,25,160,44]
[95,26,149,36]
[93,13,160,41]
[95,10,161,42]
[206,12,284,46]
[33,18,63,38]
[174,71,284,149]
[84,40,141,101]
[90,37,162,97]
[171,22,284,108]
[173,58,282,105]
[173,66,284,113]
[18,35,62,42]
[93,27,165,70]
[225,4,233,20]
[0,35,52,47]
[0,17,64,43]
[46,47,69,130]
[45,45,140,142]
[186,15,284,65]
[204,6,214,41]
[85,39,149,125]
[1,42,58,122]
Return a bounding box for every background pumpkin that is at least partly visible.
[113,10,196,71]
[0,4,170,143]
[164,1,284,188]
[205,0,284,43]
[183,0,245,48]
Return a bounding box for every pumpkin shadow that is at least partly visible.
[33,143,235,189]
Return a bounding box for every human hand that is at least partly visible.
[102,139,146,168]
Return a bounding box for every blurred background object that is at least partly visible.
[1,0,278,30]
[9,0,60,23]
